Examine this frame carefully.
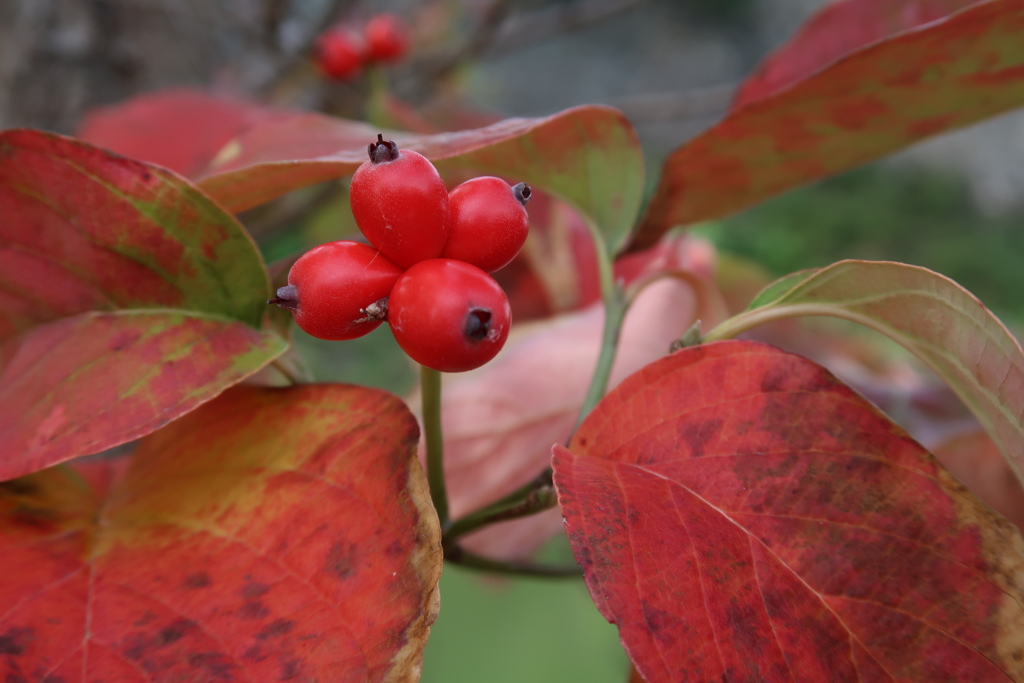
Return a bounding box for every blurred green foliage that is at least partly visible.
[421,563,627,683]
[698,165,1024,322]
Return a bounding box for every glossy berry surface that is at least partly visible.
[440,177,531,272]
[350,134,450,269]
[364,13,410,63]
[388,259,511,372]
[314,29,364,81]
[270,241,402,340]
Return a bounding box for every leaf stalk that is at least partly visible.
[421,365,450,527]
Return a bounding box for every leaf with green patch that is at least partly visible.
[0,129,285,478]
[706,260,1024,487]
[0,383,442,682]
[630,0,1024,251]
[196,105,644,253]
[553,340,1024,682]
[732,0,986,109]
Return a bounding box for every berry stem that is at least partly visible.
[443,545,582,579]
[420,365,450,527]
[444,483,557,541]
[570,230,627,437]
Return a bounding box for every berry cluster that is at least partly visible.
[271,135,531,373]
[314,14,410,81]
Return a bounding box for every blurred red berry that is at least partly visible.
[364,13,410,63]
[314,28,364,81]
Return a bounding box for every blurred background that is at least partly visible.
[4,0,1023,680]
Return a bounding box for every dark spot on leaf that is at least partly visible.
[256,618,294,640]
[627,506,642,526]
[158,619,195,646]
[0,626,32,655]
[141,170,153,181]
[577,436,588,447]
[641,601,675,645]
[243,645,267,662]
[725,598,762,655]
[238,601,271,620]
[133,611,157,628]
[759,364,790,393]
[678,419,723,458]
[325,541,358,580]
[386,541,404,556]
[240,582,270,599]
[187,652,237,681]
[122,633,148,661]
[280,659,302,680]
[183,572,212,590]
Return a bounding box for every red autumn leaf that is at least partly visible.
[732,0,984,109]
[706,260,1024,489]
[630,0,1024,251]
[553,341,1024,682]
[0,130,285,479]
[76,88,290,179]
[0,384,442,682]
[196,105,644,252]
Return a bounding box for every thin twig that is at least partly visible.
[445,485,558,541]
[253,0,353,95]
[444,545,583,579]
[416,0,514,83]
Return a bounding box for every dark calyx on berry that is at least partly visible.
[512,182,532,206]
[268,284,299,311]
[463,308,492,341]
[357,297,389,322]
[368,133,400,163]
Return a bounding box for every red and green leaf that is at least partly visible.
[553,340,1024,682]
[0,130,285,478]
[706,260,1024,487]
[0,384,442,682]
[631,0,1024,250]
[195,105,644,253]
[76,88,291,179]
[732,0,985,108]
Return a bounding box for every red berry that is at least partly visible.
[388,259,511,372]
[440,177,531,272]
[350,134,450,269]
[364,13,410,63]
[269,241,402,340]
[314,28,364,81]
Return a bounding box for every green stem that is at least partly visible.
[445,484,558,541]
[269,357,304,386]
[444,545,583,579]
[421,365,450,527]
[572,233,627,436]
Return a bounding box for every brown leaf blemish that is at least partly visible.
[324,541,358,580]
[0,626,31,655]
[183,572,212,589]
[255,618,294,640]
